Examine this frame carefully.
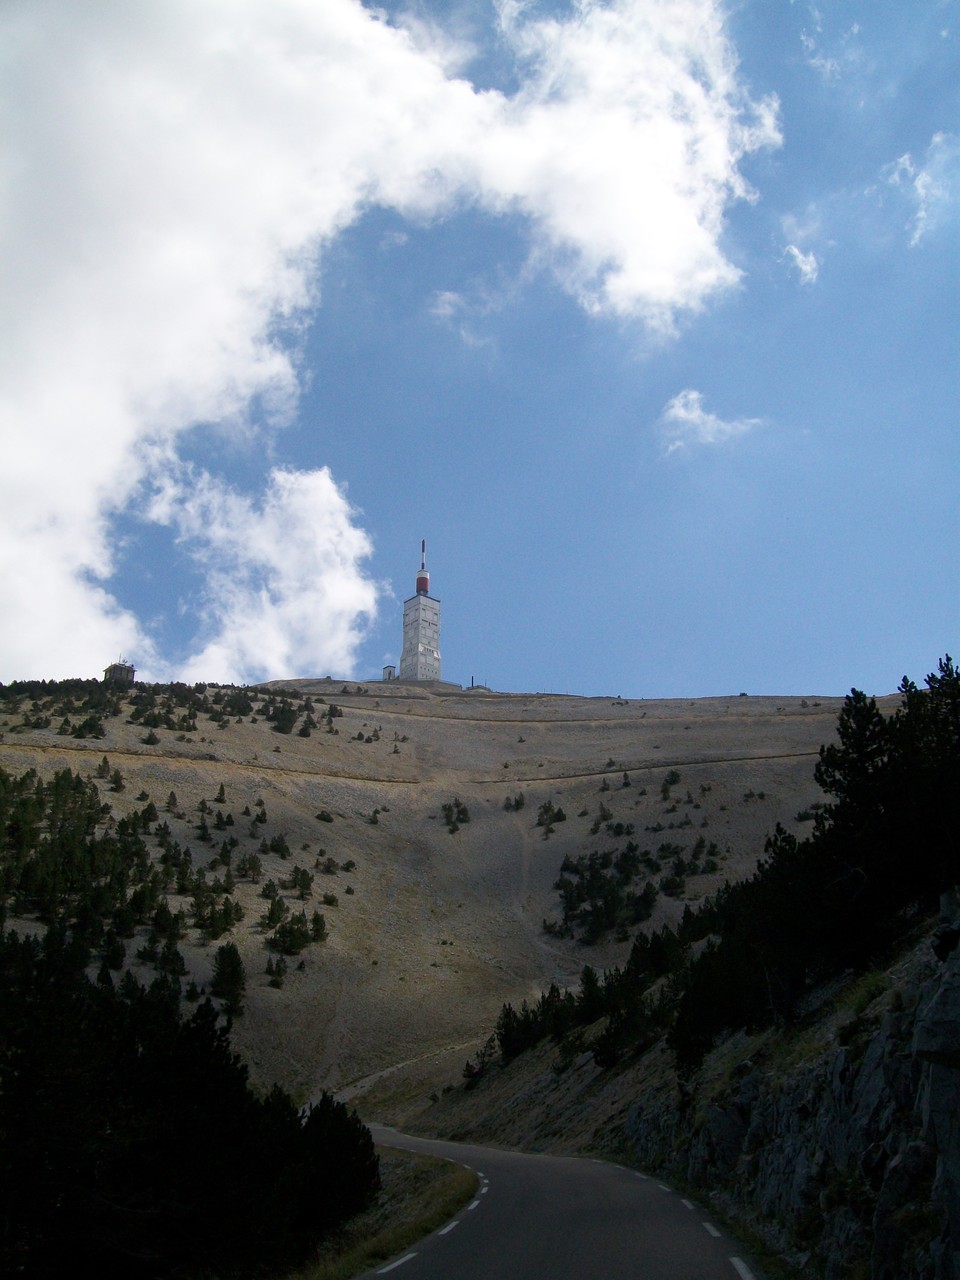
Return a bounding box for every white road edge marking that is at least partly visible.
[657,1183,671,1191]
[467,1199,480,1211]
[377,1252,417,1273]
[480,1185,489,1194]
[703,1222,722,1238]
[730,1259,756,1280]
[682,1199,695,1210]
[439,1220,459,1236]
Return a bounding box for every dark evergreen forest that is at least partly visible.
[0,681,380,1277]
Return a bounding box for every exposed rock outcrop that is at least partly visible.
[626,896,960,1279]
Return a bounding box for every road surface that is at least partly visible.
[364,1126,762,1280]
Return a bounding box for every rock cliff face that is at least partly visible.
[626,897,960,1279]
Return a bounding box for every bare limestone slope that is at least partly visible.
[0,678,878,1101]
[403,909,960,1280]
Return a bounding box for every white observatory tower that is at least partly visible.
[399,539,441,681]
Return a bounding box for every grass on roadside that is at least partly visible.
[289,1146,478,1280]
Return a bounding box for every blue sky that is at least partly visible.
[1,0,957,697]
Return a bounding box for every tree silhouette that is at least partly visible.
[0,926,378,1276]
[211,941,245,1015]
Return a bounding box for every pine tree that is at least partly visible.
[210,942,245,1016]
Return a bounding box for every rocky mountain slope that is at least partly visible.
[8,674,958,1278]
[401,900,960,1280]
[0,676,860,1099]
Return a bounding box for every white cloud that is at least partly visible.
[884,133,960,246]
[781,208,823,244]
[430,291,469,323]
[429,287,501,347]
[0,0,780,681]
[783,244,820,284]
[780,208,824,281]
[430,289,475,342]
[660,389,763,453]
[0,530,158,683]
[147,466,377,685]
[797,4,865,81]
[480,0,781,328]
[800,26,840,80]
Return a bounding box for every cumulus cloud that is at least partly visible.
[145,466,376,685]
[0,0,780,681]
[481,0,781,327]
[660,389,763,453]
[884,133,960,246]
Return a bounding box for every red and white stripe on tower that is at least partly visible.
[416,539,430,595]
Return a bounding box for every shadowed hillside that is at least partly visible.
[0,676,874,1099]
[385,661,960,1280]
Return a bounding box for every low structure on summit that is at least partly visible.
[102,656,136,687]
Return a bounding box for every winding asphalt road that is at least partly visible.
[364,1126,763,1280]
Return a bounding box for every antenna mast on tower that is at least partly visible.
[416,539,430,595]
